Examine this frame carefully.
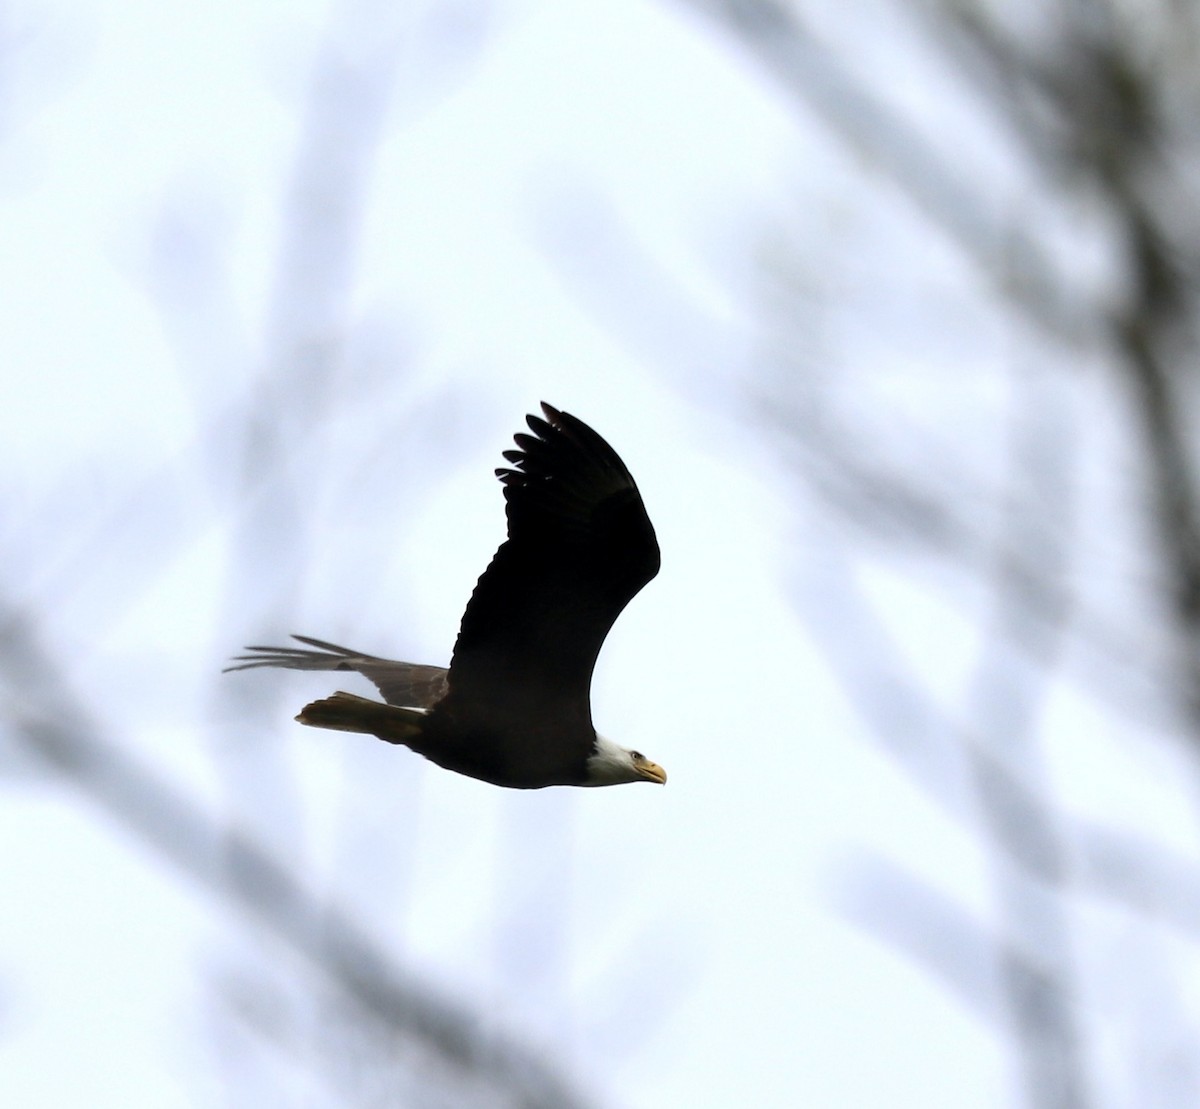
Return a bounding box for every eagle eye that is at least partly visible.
[631,751,643,761]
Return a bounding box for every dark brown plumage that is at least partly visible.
[227,403,666,789]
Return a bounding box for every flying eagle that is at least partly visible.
[227,403,666,789]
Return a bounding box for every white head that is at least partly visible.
[585,733,667,787]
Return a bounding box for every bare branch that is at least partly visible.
[1,605,591,1109]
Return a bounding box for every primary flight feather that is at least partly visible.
[226,402,666,789]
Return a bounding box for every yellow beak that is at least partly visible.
[640,760,667,785]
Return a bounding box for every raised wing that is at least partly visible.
[225,635,449,710]
[445,403,660,725]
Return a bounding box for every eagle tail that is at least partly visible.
[296,691,425,745]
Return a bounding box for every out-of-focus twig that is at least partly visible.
[678,0,1084,342]
[0,604,591,1109]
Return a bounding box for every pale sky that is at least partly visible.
[4,2,1196,1107]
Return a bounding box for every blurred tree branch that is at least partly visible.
[679,0,1085,341]
[1,601,590,1109]
[673,1,1200,1106]
[0,1,601,1102]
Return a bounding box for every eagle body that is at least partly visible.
[227,403,666,789]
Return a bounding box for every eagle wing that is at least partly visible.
[225,635,449,710]
[443,403,660,735]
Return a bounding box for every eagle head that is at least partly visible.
[586,734,667,786]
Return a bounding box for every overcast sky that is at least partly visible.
[4,2,1197,1107]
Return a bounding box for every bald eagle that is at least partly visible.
[227,403,666,789]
